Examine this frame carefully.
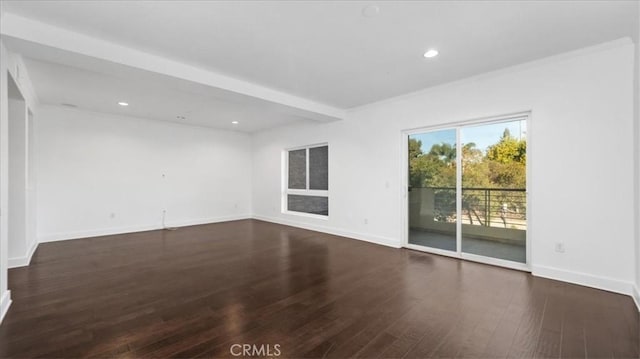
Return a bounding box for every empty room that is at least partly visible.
[0,1,639,358]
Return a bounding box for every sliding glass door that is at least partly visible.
[407,129,457,252]
[406,116,528,267]
[460,121,527,263]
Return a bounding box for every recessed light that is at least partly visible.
[231,121,239,125]
[118,102,129,106]
[423,49,439,58]
[362,5,380,18]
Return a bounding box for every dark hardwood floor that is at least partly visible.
[0,219,638,358]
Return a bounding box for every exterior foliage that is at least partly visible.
[409,129,526,189]
[409,129,527,226]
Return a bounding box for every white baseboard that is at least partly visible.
[165,214,251,228]
[0,290,11,324]
[8,240,39,268]
[252,215,401,249]
[38,214,252,243]
[532,265,638,309]
[38,223,161,243]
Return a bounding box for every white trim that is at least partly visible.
[305,147,310,190]
[455,127,462,255]
[284,142,329,152]
[0,290,11,324]
[40,224,162,243]
[461,252,529,272]
[526,112,533,268]
[282,210,329,221]
[38,214,252,243]
[400,131,408,253]
[401,113,531,271]
[402,112,529,136]
[286,189,329,197]
[404,244,529,272]
[8,239,37,268]
[348,38,633,112]
[405,243,457,258]
[636,0,640,315]
[253,215,401,249]
[164,214,251,229]
[532,265,637,299]
[281,149,287,213]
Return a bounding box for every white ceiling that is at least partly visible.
[6,32,331,133]
[3,1,637,109]
[22,55,316,133]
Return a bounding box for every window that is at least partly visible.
[285,144,328,216]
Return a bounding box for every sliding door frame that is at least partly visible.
[400,111,532,271]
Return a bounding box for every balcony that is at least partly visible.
[409,187,526,263]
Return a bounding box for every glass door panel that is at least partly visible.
[460,120,527,263]
[408,129,457,252]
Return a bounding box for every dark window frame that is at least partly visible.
[284,144,329,217]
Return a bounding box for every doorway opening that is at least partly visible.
[7,72,34,267]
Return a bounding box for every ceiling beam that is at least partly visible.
[0,13,346,122]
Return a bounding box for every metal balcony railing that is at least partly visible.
[412,187,526,230]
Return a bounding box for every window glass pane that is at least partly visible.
[288,195,328,216]
[408,129,457,252]
[460,119,527,263]
[309,146,328,190]
[288,149,306,189]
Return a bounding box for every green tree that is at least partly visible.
[428,142,456,164]
[408,139,456,188]
[408,138,426,187]
[425,142,456,187]
[485,129,526,188]
[486,129,526,165]
[461,142,490,188]
[408,129,527,225]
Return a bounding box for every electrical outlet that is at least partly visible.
[555,242,565,253]
[110,212,116,219]
[364,218,368,225]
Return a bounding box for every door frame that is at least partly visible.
[400,111,532,271]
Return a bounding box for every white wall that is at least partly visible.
[0,39,11,323]
[253,39,637,296]
[1,37,40,320]
[5,54,39,269]
[36,106,252,242]
[8,97,26,260]
[26,110,36,254]
[634,6,640,306]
